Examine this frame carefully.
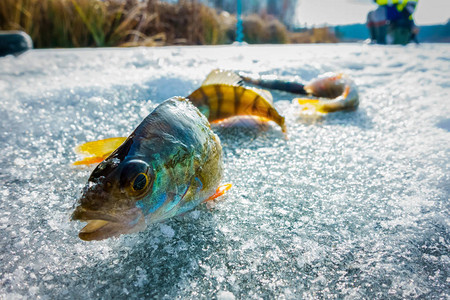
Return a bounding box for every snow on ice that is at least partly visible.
[0,44,449,298]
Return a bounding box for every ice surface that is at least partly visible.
[0,44,449,299]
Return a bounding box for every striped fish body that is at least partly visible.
[188,84,286,133]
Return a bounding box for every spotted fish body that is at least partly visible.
[187,69,286,133]
[72,97,223,241]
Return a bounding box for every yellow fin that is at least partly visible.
[202,69,242,86]
[73,137,127,165]
[73,156,107,166]
[296,98,328,114]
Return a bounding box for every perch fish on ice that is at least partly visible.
[72,97,230,241]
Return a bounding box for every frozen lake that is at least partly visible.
[0,44,449,299]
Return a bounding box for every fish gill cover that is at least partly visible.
[0,44,449,298]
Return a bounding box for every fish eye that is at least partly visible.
[119,159,154,196]
[132,173,148,191]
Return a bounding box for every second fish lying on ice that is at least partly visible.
[240,71,359,114]
[188,69,286,133]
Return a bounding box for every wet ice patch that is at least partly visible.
[436,118,450,132]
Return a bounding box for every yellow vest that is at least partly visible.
[376,0,401,5]
[376,0,418,13]
[397,0,419,12]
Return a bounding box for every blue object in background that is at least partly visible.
[236,0,243,43]
[386,5,402,22]
[0,31,33,57]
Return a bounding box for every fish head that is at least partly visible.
[72,157,155,241]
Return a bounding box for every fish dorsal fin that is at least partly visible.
[202,69,243,87]
[251,87,273,104]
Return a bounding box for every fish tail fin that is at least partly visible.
[204,183,232,202]
[73,137,127,165]
[295,98,328,114]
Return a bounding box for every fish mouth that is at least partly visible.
[72,207,145,241]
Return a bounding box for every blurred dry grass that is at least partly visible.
[241,14,290,44]
[289,27,339,44]
[0,0,337,48]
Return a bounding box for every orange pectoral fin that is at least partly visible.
[73,137,127,165]
[204,183,232,202]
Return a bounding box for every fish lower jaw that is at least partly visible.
[78,217,146,241]
[78,219,120,241]
[74,208,146,241]
[80,220,110,235]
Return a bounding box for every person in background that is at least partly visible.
[367,0,419,45]
[366,3,388,44]
[400,0,420,43]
